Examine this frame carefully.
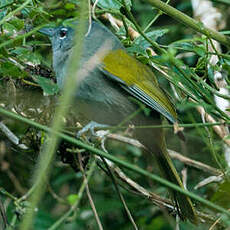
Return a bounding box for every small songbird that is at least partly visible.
[40,20,197,222]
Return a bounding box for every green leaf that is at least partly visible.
[134,29,169,48]
[170,41,206,56]
[196,56,207,70]
[64,2,76,10]
[2,22,17,36]
[127,29,169,56]
[126,44,147,56]
[193,46,206,56]
[67,194,78,205]
[0,9,7,20]
[211,180,230,209]
[32,75,59,95]
[223,62,230,76]
[0,0,13,8]
[9,18,24,30]
[0,61,27,78]
[92,0,131,10]
[11,48,42,65]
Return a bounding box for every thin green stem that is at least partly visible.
[207,128,225,171]
[101,157,138,230]
[0,0,32,26]
[122,0,166,55]
[17,183,37,203]
[0,24,47,49]
[7,215,17,230]
[18,1,88,229]
[113,121,230,130]
[145,0,230,47]
[121,14,130,40]
[0,188,17,201]
[143,0,170,32]
[68,121,230,131]
[0,1,15,9]
[173,62,230,121]
[48,160,97,230]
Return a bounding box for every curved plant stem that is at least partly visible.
[18,1,88,229]
[48,160,97,230]
[145,0,230,47]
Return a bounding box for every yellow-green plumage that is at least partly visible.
[102,49,177,123]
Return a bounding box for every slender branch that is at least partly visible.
[122,0,166,55]
[145,0,230,47]
[101,157,138,230]
[78,154,103,230]
[105,133,222,176]
[19,1,89,229]
[168,150,222,176]
[48,160,97,230]
[101,157,220,225]
[0,24,47,49]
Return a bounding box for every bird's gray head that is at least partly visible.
[39,21,123,87]
[39,22,81,86]
[39,23,76,53]
[40,20,123,56]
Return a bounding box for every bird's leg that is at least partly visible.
[76,121,108,138]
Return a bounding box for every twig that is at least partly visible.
[48,160,97,230]
[195,175,223,190]
[100,157,139,230]
[196,106,230,147]
[101,14,139,39]
[0,122,28,149]
[47,183,68,205]
[5,168,27,195]
[208,209,230,230]
[122,0,165,54]
[168,150,222,176]
[78,154,103,230]
[105,132,222,176]
[112,163,173,209]
[99,155,222,225]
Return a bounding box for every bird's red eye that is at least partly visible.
[59,29,67,38]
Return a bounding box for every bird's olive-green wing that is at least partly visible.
[101,49,177,123]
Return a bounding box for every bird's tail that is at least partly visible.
[135,122,197,223]
[154,134,197,223]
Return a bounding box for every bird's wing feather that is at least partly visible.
[100,49,177,123]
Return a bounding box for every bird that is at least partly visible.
[39,20,197,223]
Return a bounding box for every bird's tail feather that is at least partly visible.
[135,123,197,223]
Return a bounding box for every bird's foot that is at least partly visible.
[77,121,108,139]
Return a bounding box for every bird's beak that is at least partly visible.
[39,27,55,37]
